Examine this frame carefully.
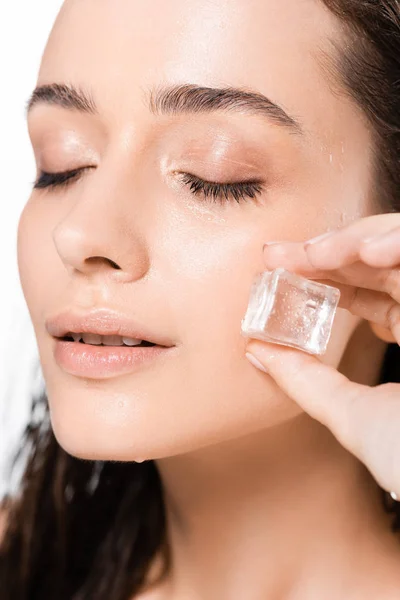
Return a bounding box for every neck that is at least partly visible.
[153,326,399,599]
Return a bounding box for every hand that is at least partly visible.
[245,213,400,498]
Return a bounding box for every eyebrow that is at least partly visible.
[26,82,304,135]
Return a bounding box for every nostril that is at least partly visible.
[86,257,121,269]
[108,259,121,269]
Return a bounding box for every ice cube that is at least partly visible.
[241,268,341,355]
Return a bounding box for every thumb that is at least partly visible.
[245,340,365,452]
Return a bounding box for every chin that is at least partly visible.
[51,429,151,463]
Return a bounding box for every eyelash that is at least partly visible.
[178,172,264,204]
[33,168,88,190]
[32,168,265,204]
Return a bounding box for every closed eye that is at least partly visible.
[32,167,265,204]
[179,172,265,204]
[32,167,91,190]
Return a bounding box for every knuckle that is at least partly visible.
[385,302,400,332]
[381,267,400,299]
[346,285,362,313]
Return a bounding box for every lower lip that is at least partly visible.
[53,339,175,378]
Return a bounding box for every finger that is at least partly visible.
[245,340,366,457]
[327,281,400,343]
[263,228,400,275]
[263,241,320,275]
[262,214,400,273]
[264,243,400,302]
[245,341,400,496]
[263,242,383,282]
[360,225,400,268]
[304,214,400,270]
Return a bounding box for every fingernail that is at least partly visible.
[304,230,336,248]
[263,241,287,250]
[245,352,269,373]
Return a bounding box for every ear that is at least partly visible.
[368,321,396,343]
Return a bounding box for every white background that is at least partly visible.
[0,1,64,498]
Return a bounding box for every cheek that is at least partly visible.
[165,227,302,399]
[165,222,266,346]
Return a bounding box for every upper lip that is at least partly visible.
[45,307,176,347]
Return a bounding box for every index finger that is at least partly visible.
[263,214,400,272]
[304,214,400,270]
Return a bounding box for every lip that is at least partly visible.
[53,338,176,379]
[45,307,176,347]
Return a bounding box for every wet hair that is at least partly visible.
[1,1,400,598]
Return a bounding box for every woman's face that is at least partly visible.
[18,0,375,460]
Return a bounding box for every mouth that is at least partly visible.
[46,307,176,349]
[53,334,175,378]
[58,333,158,347]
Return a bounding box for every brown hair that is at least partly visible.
[320,0,400,212]
[1,1,400,598]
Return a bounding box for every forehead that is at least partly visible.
[37,0,365,147]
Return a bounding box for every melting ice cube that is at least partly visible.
[241,268,341,355]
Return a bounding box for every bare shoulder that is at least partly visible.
[133,551,171,599]
[0,497,12,545]
[0,510,8,545]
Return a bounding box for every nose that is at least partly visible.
[52,172,150,284]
